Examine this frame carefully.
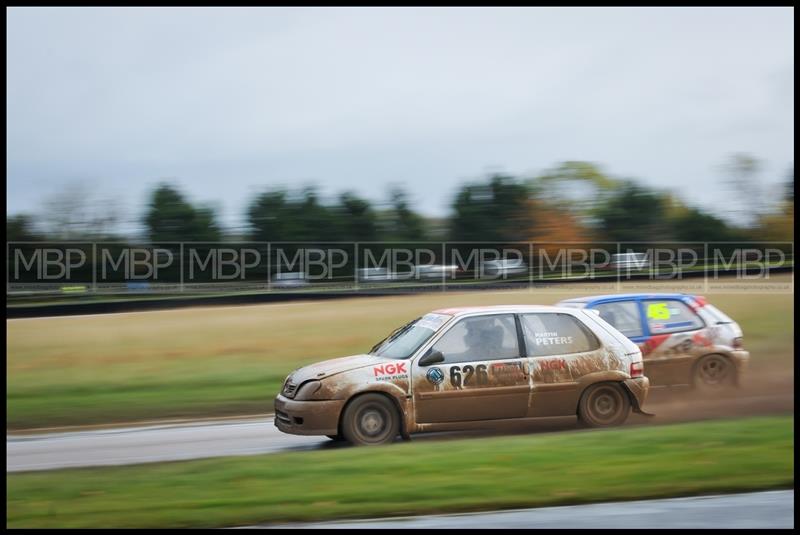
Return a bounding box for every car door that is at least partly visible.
[590,300,648,344]
[590,299,675,385]
[520,312,603,417]
[412,313,530,423]
[638,298,707,386]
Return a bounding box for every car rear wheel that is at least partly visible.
[693,354,735,389]
[578,382,631,428]
[341,393,400,446]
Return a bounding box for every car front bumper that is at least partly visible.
[274,394,345,436]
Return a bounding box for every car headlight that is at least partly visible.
[294,380,322,401]
[281,375,298,398]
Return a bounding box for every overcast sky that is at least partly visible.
[6,7,794,232]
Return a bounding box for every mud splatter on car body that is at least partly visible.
[275,305,650,444]
[557,293,750,389]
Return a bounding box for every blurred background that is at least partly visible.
[6,8,794,304]
[6,158,795,246]
[6,7,793,241]
[6,6,795,529]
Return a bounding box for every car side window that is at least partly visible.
[520,313,600,356]
[643,299,704,334]
[430,314,519,364]
[593,301,644,338]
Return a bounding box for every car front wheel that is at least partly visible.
[341,393,400,446]
[578,382,631,428]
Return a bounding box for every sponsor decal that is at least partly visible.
[417,313,449,331]
[692,331,713,347]
[639,334,671,356]
[373,362,408,381]
[426,367,445,385]
[663,320,694,329]
[663,338,694,356]
[491,361,524,377]
[539,358,567,371]
[533,331,574,346]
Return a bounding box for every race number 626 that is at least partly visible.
[450,364,488,388]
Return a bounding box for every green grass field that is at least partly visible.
[6,415,793,528]
[7,275,794,430]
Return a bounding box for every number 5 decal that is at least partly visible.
[647,302,670,320]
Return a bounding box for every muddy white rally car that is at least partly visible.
[275,305,650,445]
[557,293,749,389]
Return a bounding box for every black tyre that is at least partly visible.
[578,382,631,428]
[693,354,735,389]
[341,393,400,446]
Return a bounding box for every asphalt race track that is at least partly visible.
[250,490,794,529]
[7,389,793,473]
[7,416,321,472]
[7,391,794,529]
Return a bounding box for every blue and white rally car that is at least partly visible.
[557,293,749,389]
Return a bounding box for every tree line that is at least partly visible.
[7,157,794,245]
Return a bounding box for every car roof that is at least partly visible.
[559,292,694,304]
[431,304,575,316]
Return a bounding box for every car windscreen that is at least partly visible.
[370,313,450,359]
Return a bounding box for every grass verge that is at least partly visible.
[6,415,794,528]
[7,276,794,429]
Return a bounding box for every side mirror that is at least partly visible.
[418,350,445,367]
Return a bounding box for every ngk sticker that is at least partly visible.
[372,362,408,381]
[539,358,567,371]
